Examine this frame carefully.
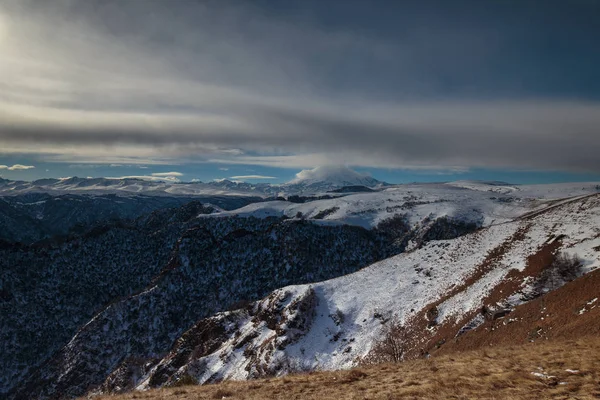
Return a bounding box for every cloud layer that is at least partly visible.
[0,164,36,171]
[151,172,184,177]
[109,175,180,182]
[1,1,599,173]
[229,175,276,180]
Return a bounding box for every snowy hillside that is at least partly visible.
[4,201,479,399]
[215,181,600,229]
[130,194,600,390]
[446,180,600,198]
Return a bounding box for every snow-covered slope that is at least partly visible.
[214,181,600,230]
[445,180,520,194]
[6,200,481,399]
[446,180,600,198]
[131,194,600,390]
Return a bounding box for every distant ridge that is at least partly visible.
[328,185,376,193]
[0,166,388,197]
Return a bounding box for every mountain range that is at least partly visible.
[1,167,599,399]
[0,166,388,198]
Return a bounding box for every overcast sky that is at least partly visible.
[1,0,600,183]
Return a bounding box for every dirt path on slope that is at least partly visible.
[517,193,599,221]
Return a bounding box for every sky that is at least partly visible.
[1,0,600,184]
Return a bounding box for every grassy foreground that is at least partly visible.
[91,336,600,400]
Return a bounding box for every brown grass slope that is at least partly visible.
[89,269,600,400]
[437,264,600,354]
[88,337,600,400]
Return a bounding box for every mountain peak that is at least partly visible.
[287,166,382,187]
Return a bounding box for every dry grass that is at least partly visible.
[90,336,600,400]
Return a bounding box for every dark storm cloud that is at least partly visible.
[1,0,599,171]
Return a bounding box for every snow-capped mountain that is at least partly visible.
[284,166,384,193]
